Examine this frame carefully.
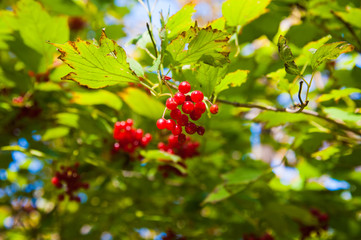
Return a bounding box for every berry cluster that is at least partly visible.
[156,81,218,142]
[158,135,199,159]
[243,233,274,240]
[300,208,329,240]
[157,135,199,178]
[113,119,152,154]
[51,163,89,202]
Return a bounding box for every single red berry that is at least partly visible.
[166,97,178,110]
[185,122,197,134]
[197,126,205,136]
[177,114,189,126]
[194,101,206,114]
[178,133,186,143]
[164,76,171,81]
[51,177,60,186]
[210,104,219,114]
[158,142,166,150]
[125,119,133,127]
[191,91,204,102]
[156,118,167,129]
[165,119,176,130]
[113,142,121,151]
[178,81,191,94]
[168,135,178,147]
[182,101,194,114]
[170,109,181,120]
[172,124,182,135]
[135,129,143,140]
[174,92,186,105]
[190,111,202,121]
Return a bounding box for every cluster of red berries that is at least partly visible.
[300,208,329,240]
[156,81,218,141]
[51,163,89,202]
[243,233,274,240]
[161,229,186,240]
[113,119,152,154]
[158,135,199,159]
[157,135,199,177]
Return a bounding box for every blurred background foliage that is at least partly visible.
[0,0,361,239]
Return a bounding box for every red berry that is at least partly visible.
[191,91,204,102]
[174,92,186,105]
[185,122,197,134]
[185,95,192,102]
[158,142,166,150]
[178,133,186,143]
[165,119,176,130]
[125,119,133,127]
[164,76,171,80]
[177,114,189,126]
[210,104,218,114]
[197,126,205,136]
[170,109,181,120]
[172,124,182,135]
[190,111,202,121]
[51,177,60,186]
[156,118,167,129]
[168,135,178,147]
[182,101,194,114]
[166,97,178,110]
[178,81,191,94]
[194,102,206,114]
[113,142,121,151]
[135,129,143,140]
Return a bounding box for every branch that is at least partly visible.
[217,99,361,136]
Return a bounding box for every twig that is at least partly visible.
[146,23,158,58]
[217,99,361,136]
[298,81,304,106]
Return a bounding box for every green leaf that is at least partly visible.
[280,205,318,226]
[296,35,332,66]
[208,17,226,30]
[127,57,144,77]
[195,63,228,97]
[317,88,361,102]
[222,0,271,27]
[119,88,164,120]
[222,167,265,185]
[311,42,354,70]
[335,8,361,29]
[71,90,123,110]
[16,0,69,70]
[267,68,290,91]
[42,127,70,141]
[141,150,181,163]
[214,70,249,96]
[0,11,15,49]
[202,184,231,204]
[255,111,318,128]
[323,107,361,123]
[53,30,140,88]
[277,35,300,76]
[165,4,195,40]
[166,26,230,67]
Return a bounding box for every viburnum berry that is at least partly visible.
[172,124,182,135]
[191,90,204,102]
[190,111,202,121]
[185,122,197,135]
[177,114,189,126]
[210,104,219,114]
[165,119,176,131]
[197,126,205,136]
[166,97,178,110]
[194,101,206,114]
[182,101,194,114]
[174,92,186,105]
[164,75,171,81]
[178,81,191,94]
[170,109,181,120]
[157,118,167,129]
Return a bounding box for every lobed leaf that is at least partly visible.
[214,70,249,96]
[311,42,354,70]
[53,30,140,88]
[165,4,195,40]
[317,88,361,102]
[166,26,230,67]
[335,8,361,29]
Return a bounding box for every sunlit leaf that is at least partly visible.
[53,30,139,88]
[277,35,300,75]
[71,90,123,110]
[165,4,195,40]
[317,88,361,102]
[214,70,249,96]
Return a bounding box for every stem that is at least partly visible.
[139,81,158,96]
[217,99,361,136]
[146,23,158,58]
[305,72,315,103]
[298,81,304,106]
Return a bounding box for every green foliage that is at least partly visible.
[1,0,361,239]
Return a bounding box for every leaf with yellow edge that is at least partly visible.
[52,30,139,89]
